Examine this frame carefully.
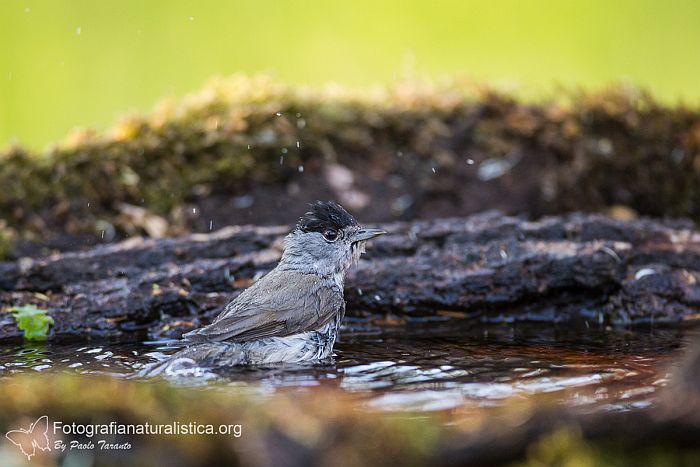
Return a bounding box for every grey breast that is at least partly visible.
[184,267,345,343]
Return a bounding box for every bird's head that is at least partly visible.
[280,201,386,278]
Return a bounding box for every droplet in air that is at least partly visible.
[635,268,657,280]
[281,148,288,154]
[188,16,194,21]
[397,151,403,157]
[76,26,82,35]
[209,220,213,231]
[466,158,475,165]
[24,7,30,12]
[296,141,300,148]
[247,144,251,150]
[192,207,197,214]
[298,165,304,173]
[431,167,436,173]
[276,112,282,116]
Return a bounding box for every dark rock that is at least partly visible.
[1,212,699,340]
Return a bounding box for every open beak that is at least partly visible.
[352,228,387,243]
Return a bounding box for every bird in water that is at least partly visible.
[139,200,385,377]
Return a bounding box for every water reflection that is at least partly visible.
[0,322,692,412]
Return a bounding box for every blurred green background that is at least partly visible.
[1,0,700,150]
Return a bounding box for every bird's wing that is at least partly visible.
[184,269,344,343]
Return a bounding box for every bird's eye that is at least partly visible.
[323,229,339,241]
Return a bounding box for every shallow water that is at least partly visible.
[0,322,692,412]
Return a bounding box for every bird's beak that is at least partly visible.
[352,228,387,243]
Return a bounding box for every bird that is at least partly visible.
[139,200,385,377]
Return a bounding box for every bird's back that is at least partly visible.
[184,266,345,343]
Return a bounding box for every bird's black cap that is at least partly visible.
[296,201,358,233]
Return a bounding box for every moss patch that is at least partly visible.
[2,76,699,259]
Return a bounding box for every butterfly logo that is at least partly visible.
[5,415,51,460]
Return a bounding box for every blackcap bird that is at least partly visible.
[140,200,385,376]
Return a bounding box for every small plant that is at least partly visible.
[8,305,54,340]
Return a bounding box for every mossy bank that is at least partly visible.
[2,76,700,258]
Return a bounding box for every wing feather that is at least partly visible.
[184,269,343,342]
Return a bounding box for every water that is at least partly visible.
[0,322,691,413]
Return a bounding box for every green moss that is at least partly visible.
[515,425,700,467]
[0,374,438,466]
[0,225,14,259]
[1,76,699,259]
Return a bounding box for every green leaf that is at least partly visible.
[8,305,54,341]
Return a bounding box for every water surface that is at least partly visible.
[0,322,691,412]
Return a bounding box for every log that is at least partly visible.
[1,211,699,340]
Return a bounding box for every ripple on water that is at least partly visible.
[0,323,692,412]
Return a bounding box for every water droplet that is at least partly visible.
[76,26,82,35]
[298,165,304,173]
[397,151,403,157]
[209,220,213,231]
[188,16,194,21]
[276,112,282,116]
[635,268,657,280]
[24,7,30,13]
[192,207,197,214]
[281,148,288,154]
[247,144,251,150]
[296,141,300,148]
[431,167,436,173]
[466,158,475,165]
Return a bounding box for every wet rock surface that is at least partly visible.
[1,211,698,340]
